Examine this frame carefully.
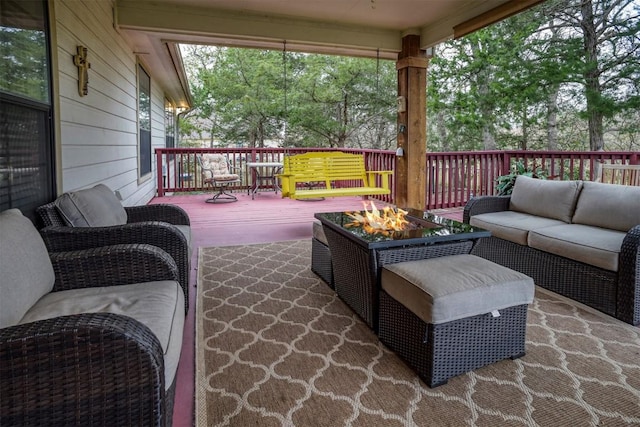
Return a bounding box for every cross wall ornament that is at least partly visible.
[73,45,91,96]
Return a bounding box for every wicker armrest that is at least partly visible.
[50,244,179,292]
[0,313,165,426]
[35,201,65,227]
[125,204,190,225]
[463,195,511,223]
[39,222,189,308]
[618,225,640,325]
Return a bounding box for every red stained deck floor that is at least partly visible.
[149,190,463,426]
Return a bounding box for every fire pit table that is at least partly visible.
[314,209,491,331]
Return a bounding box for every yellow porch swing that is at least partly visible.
[277,47,393,200]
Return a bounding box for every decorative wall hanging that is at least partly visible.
[73,45,91,96]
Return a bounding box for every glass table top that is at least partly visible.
[314,208,490,249]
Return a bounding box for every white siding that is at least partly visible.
[54,0,166,206]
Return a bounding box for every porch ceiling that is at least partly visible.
[114,0,544,107]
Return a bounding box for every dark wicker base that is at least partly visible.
[323,224,475,331]
[471,236,619,318]
[1,312,172,426]
[311,237,334,288]
[378,290,528,388]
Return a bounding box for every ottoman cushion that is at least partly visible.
[381,254,534,324]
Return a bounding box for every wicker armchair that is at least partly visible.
[0,209,184,426]
[36,184,191,310]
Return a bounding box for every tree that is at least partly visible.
[181,46,396,149]
[290,54,396,148]
[427,0,639,152]
[180,0,639,152]
[561,0,640,150]
[182,46,285,148]
[427,12,549,151]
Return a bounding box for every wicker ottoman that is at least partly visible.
[311,221,333,288]
[379,254,534,387]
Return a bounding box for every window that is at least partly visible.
[138,64,151,177]
[165,99,175,148]
[0,0,55,221]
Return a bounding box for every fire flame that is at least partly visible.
[345,201,410,236]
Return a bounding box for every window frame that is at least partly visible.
[0,0,56,221]
[137,62,152,180]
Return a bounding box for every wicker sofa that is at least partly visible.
[463,176,640,326]
[0,208,184,426]
[36,184,191,309]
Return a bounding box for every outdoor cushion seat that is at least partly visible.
[378,254,534,387]
[20,280,185,388]
[381,254,534,324]
[36,184,191,310]
[470,211,566,246]
[1,208,183,426]
[528,224,625,272]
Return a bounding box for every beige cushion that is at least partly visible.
[528,224,625,272]
[0,209,55,328]
[55,184,127,227]
[572,181,640,232]
[201,154,240,182]
[381,254,534,324]
[510,176,582,222]
[312,221,328,245]
[470,211,566,245]
[20,280,185,389]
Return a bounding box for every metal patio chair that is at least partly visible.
[197,154,242,203]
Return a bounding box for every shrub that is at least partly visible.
[495,160,547,195]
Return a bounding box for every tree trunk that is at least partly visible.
[436,110,449,151]
[336,92,348,148]
[580,0,604,151]
[520,107,528,150]
[257,121,265,148]
[546,83,559,151]
[470,39,497,150]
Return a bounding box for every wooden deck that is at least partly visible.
[149,190,463,427]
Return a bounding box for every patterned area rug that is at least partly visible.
[196,240,640,426]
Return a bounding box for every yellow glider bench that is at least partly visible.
[278,151,393,200]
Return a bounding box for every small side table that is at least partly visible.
[246,162,283,199]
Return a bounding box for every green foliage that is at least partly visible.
[180,0,639,152]
[427,0,639,152]
[495,160,548,195]
[181,46,396,148]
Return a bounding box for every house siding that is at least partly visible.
[52,0,165,206]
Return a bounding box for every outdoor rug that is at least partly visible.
[196,240,640,427]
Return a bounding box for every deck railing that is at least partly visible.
[156,147,638,210]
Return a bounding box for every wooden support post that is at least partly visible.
[396,35,428,210]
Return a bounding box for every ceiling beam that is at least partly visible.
[453,0,546,39]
